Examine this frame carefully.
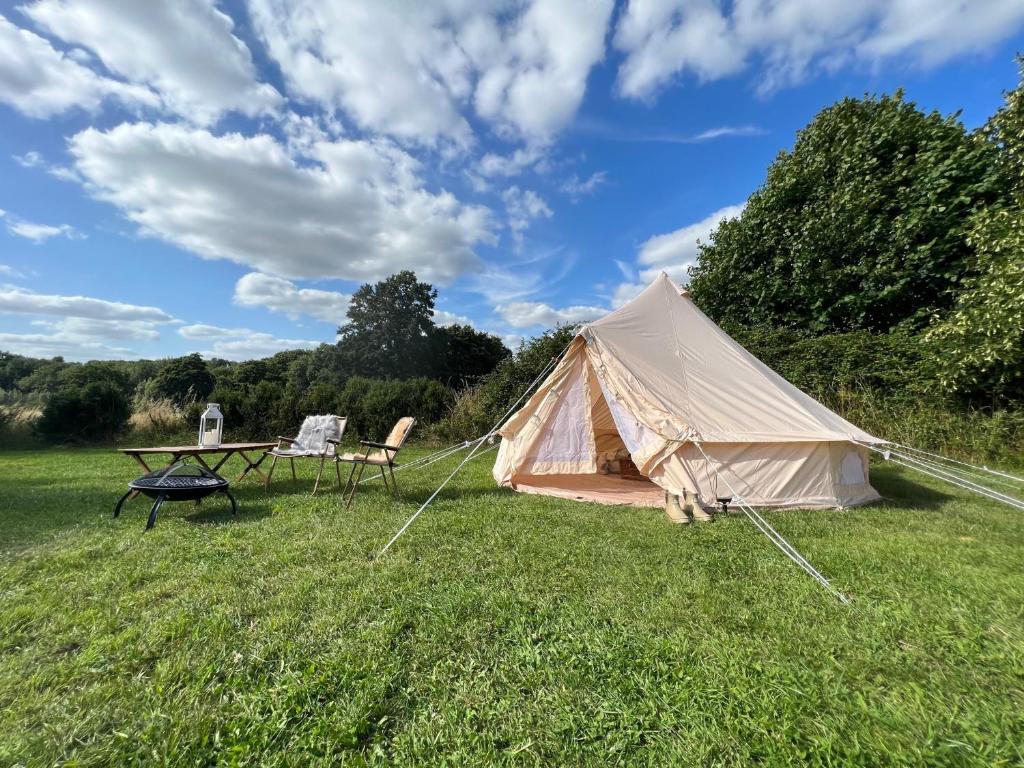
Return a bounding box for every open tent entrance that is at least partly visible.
[509,352,667,507]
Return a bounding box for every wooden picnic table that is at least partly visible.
[118,443,276,485]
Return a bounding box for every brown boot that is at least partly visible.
[665,491,690,524]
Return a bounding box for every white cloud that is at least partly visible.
[13,150,43,167]
[612,281,645,308]
[561,170,606,199]
[433,308,473,327]
[69,122,494,284]
[502,185,552,243]
[0,287,174,359]
[635,203,744,284]
[178,324,323,361]
[22,0,281,125]
[497,300,606,328]
[0,265,24,278]
[233,272,350,324]
[689,125,766,142]
[0,330,135,359]
[478,146,546,178]
[32,316,160,341]
[3,214,82,243]
[0,285,172,322]
[0,13,157,117]
[247,0,614,146]
[610,203,745,306]
[467,263,543,305]
[502,333,525,350]
[614,0,1024,99]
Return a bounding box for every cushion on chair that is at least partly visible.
[292,414,346,455]
[375,417,415,460]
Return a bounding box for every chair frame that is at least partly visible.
[264,416,347,494]
[337,418,416,508]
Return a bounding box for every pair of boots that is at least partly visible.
[665,490,714,524]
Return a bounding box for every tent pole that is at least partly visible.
[375,351,566,559]
[693,441,851,603]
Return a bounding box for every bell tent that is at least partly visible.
[493,273,883,510]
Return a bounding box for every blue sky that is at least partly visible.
[0,0,1022,361]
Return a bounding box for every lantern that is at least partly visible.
[198,403,224,448]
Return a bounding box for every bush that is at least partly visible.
[35,382,131,444]
[151,354,215,405]
[337,377,454,440]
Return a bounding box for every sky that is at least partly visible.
[0,0,1022,362]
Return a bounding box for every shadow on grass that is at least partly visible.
[869,464,953,510]
[0,475,280,550]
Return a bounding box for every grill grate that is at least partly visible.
[131,476,223,489]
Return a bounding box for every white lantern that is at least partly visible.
[198,403,224,447]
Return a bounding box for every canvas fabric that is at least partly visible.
[493,274,882,509]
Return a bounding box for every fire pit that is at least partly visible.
[114,461,237,530]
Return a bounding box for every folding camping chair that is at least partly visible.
[265,415,347,494]
[336,417,416,508]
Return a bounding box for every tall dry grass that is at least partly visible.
[126,395,192,444]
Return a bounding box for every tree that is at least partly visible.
[337,271,439,379]
[16,357,69,394]
[0,352,44,392]
[689,92,1006,333]
[35,382,131,444]
[58,361,131,396]
[927,61,1024,402]
[150,353,215,404]
[435,324,510,386]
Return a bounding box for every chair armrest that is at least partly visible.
[275,435,296,448]
[324,437,341,445]
[360,440,401,451]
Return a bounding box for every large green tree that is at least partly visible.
[927,62,1024,401]
[337,271,508,382]
[435,323,511,386]
[689,92,1005,333]
[337,271,439,379]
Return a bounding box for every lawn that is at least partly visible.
[0,446,1022,766]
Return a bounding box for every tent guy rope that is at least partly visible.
[693,441,851,603]
[859,442,1024,511]
[375,350,566,559]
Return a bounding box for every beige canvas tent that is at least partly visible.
[493,273,883,510]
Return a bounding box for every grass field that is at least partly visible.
[1,446,1022,766]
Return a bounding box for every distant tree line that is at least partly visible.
[0,271,509,444]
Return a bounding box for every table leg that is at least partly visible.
[233,451,269,484]
[129,454,153,473]
[211,452,232,473]
[192,454,215,473]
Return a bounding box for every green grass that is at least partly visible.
[0,447,1022,766]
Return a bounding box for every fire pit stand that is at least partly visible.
[114,461,237,530]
